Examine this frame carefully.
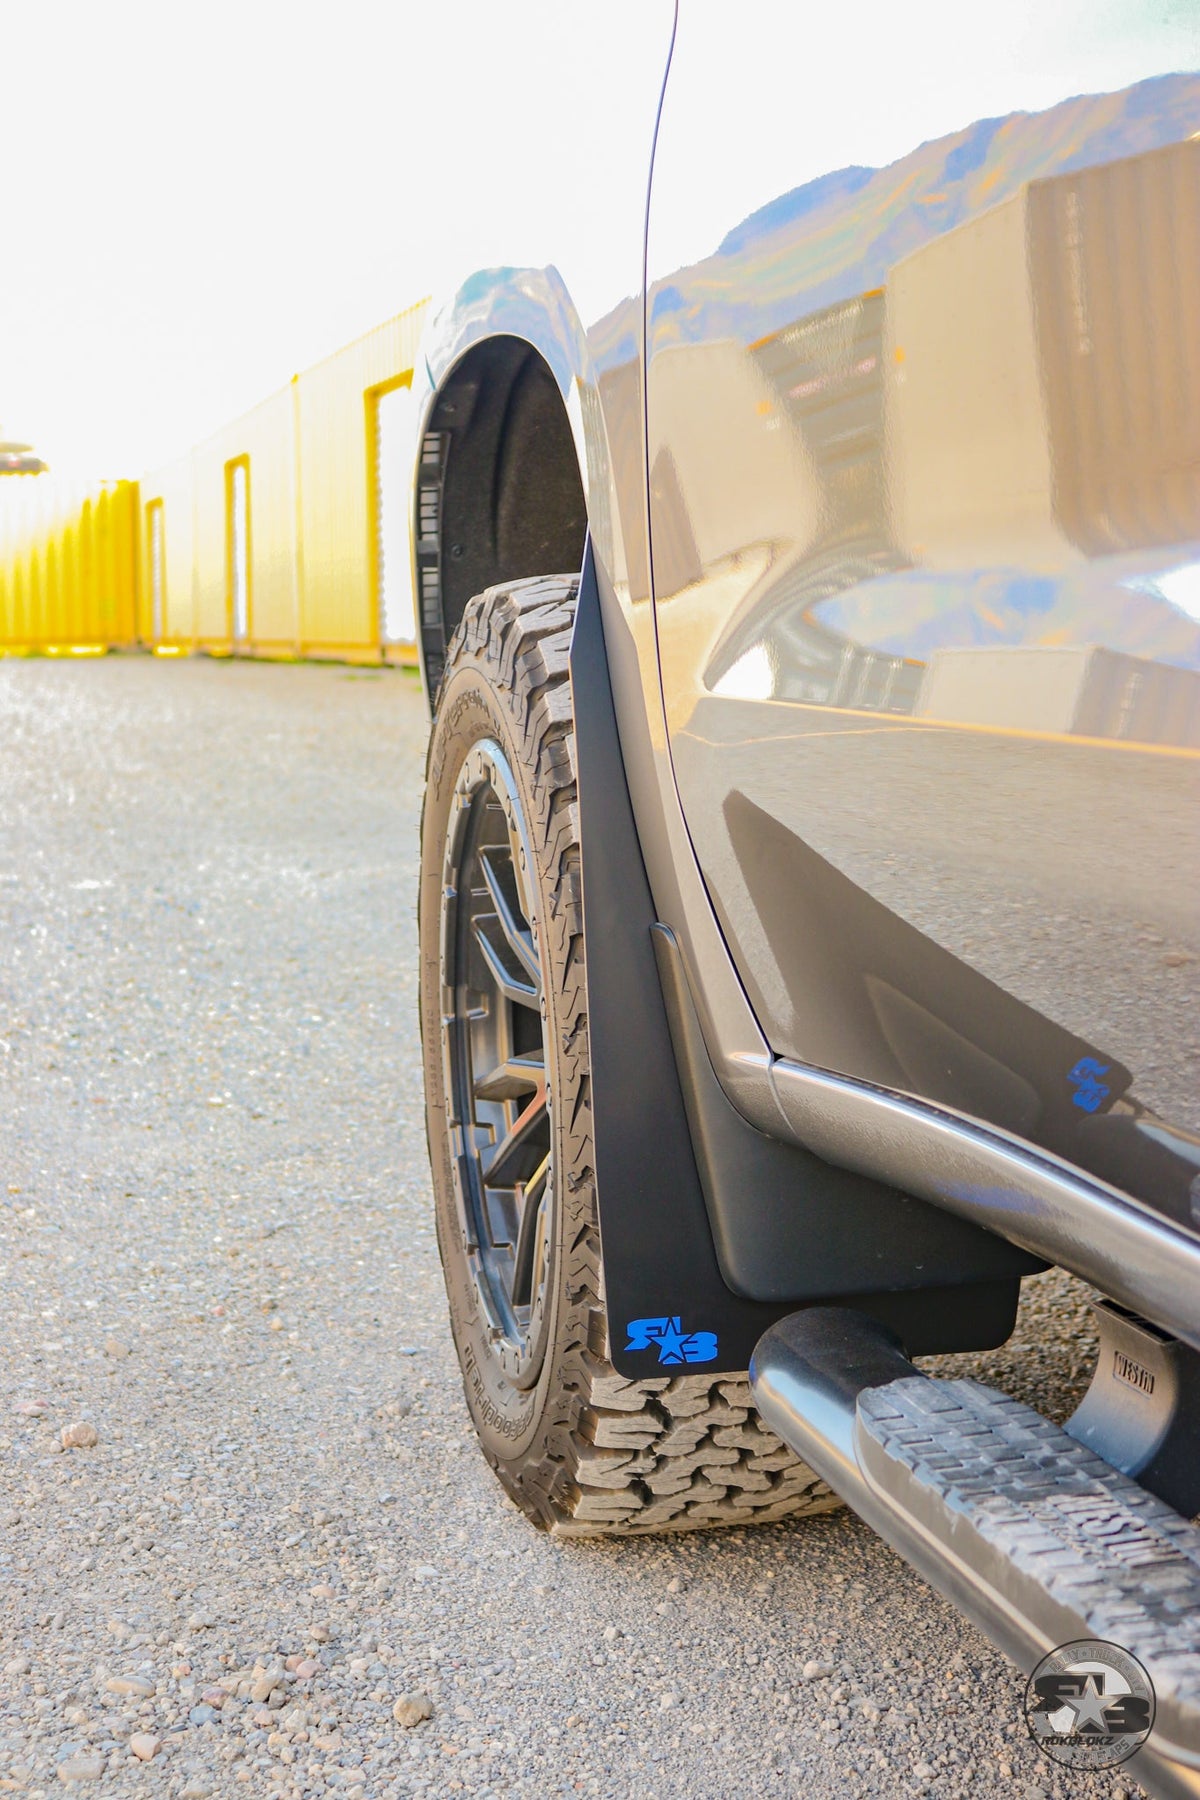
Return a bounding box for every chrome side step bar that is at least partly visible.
[751,1308,1200,1800]
[768,1057,1200,1354]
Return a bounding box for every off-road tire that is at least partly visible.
[419,573,836,1535]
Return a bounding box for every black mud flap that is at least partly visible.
[569,541,1029,1380]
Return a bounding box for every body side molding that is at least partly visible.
[769,1057,1200,1354]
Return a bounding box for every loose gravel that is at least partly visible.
[0,654,1146,1799]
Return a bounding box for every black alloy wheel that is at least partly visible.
[443,738,553,1389]
[419,573,831,1534]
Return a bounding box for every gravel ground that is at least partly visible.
[0,654,1147,1800]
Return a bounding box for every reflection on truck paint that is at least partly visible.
[677,139,1200,751]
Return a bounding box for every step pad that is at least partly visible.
[855,1376,1200,1751]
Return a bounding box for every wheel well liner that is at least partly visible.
[416,336,588,700]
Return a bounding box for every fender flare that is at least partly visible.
[410,267,609,703]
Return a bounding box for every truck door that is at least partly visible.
[645,3,1200,1222]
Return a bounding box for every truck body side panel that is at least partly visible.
[645,6,1200,1233]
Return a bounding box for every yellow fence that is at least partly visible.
[0,296,428,664]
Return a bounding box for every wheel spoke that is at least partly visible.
[510,1154,550,1309]
[483,1089,549,1191]
[478,847,541,988]
[473,1054,544,1104]
[473,913,539,1008]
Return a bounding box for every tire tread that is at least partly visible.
[428,574,835,1536]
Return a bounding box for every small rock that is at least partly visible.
[181,1782,212,1800]
[295,1659,319,1679]
[61,1421,99,1451]
[56,1754,105,1784]
[602,1625,620,1642]
[309,1585,336,1601]
[249,1678,279,1704]
[666,1578,682,1593]
[307,1623,330,1643]
[199,1687,227,1707]
[14,1400,47,1417]
[659,1691,680,1709]
[188,1610,215,1632]
[392,1692,433,1728]
[128,1734,160,1761]
[189,1703,218,1726]
[913,1762,936,1781]
[411,1564,438,1582]
[105,1676,155,1698]
[803,1660,834,1680]
[4,1654,31,1676]
[103,1339,129,1360]
[1163,951,1196,968]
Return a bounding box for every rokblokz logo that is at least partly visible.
[624,1316,718,1365]
[1024,1639,1155,1769]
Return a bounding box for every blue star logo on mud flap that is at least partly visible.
[624,1316,719,1366]
[1068,1057,1111,1114]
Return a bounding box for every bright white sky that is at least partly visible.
[1,1,1195,481]
[0,2,674,479]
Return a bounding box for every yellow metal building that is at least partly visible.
[149,385,300,656]
[0,295,428,664]
[140,297,427,663]
[295,305,426,661]
[0,478,140,653]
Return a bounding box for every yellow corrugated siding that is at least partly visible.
[0,478,139,649]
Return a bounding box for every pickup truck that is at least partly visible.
[412,7,1200,1792]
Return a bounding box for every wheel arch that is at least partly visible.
[412,284,592,704]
